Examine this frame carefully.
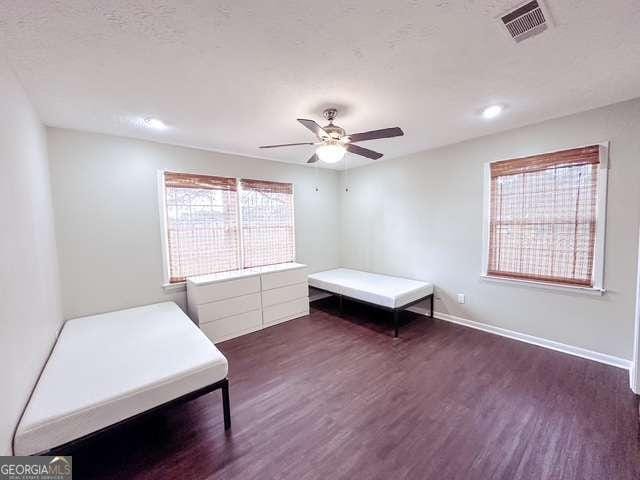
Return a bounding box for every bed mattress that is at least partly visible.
[308,268,433,309]
[14,302,228,455]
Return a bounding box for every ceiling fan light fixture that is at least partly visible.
[316,143,346,163]
[260,109,402,164]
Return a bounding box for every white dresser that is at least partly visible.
[187,263,309,343]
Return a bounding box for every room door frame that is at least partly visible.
[632,227,640,394]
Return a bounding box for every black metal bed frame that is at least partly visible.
[30,378,231,456]
[311,288,434,337]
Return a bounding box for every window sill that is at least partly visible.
[163,282,186,293]
[480,274,605,296]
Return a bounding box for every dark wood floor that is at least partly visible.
[71,298,639,479]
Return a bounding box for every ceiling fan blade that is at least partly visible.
[348,127,404,143]
[259,142,315,149]
[346,143,383,160]
[297,119,329,139]
[307,153,319,164]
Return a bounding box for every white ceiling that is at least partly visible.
[1,1,639,169]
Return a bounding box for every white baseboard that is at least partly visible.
[407,307,631,370]
[630,364,638,393]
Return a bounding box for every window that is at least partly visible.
[161,172,295,283]
[240,179,295,268]
[164,172,240,283]
[484,144,607,289]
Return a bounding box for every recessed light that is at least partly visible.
[482,105,503,120]
[143,117,168,130]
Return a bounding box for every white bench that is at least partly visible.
[13,302,230,455]
[308,268,434,337]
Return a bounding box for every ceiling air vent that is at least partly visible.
[500,0,551,43]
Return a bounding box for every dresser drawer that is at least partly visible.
[188,275,260,305]
[261,267,307,291]
[263,297,309,327]
[261,282,308,307]
[195,293,261,324]
[200,310,262,343]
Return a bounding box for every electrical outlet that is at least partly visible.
[457,293,465,304]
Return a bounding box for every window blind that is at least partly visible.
[164,172,240,283]
[487,145,600,287]
[239,179,295,268]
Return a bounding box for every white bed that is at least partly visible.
[14,302,229,455]
[308,268,434,336]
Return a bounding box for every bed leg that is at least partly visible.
[393,310,399,338]
[339,294,344,314]
[221,378,231,430]
[430,294,434,318]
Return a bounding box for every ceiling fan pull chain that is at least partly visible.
[344,156,349,192]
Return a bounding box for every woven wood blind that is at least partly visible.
[165,171,237,190]
[240,179,295,268]
[487,146,600,287]
[164,172,240,283]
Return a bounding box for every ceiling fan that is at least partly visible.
[259,108,404,164]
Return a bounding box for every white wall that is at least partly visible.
[47,128,341,319]
[0,59,62,455]
[43,101,640,361]
[340,98,640,360]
